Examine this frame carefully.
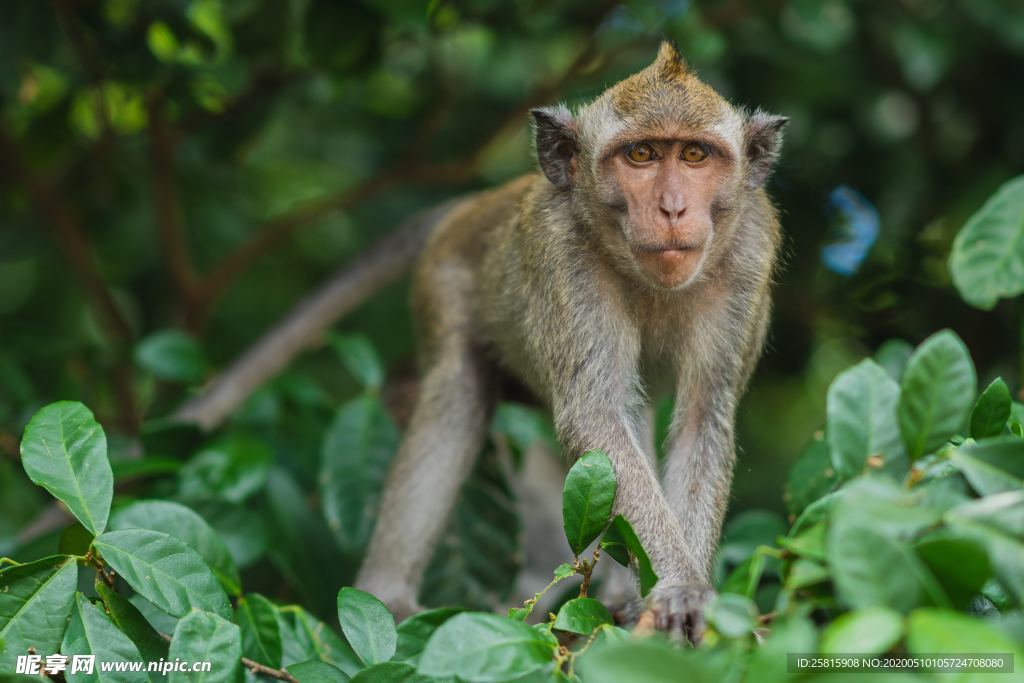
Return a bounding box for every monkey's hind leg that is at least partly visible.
[355,344,492,620]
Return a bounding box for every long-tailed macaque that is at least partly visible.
[355,42,787,642]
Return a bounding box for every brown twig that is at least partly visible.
[147,95,202,327]
[0,126,139,429]
[155,631,298,682]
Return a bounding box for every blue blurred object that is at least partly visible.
[820,185,880,276]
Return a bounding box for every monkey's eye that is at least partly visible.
[626,143,656,164]
[682,142,709,163]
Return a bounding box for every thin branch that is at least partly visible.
[147,95,201,325]
[174,201,459,430]
[155,631,298,682]
[0,125,139,428]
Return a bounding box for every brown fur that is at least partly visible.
[356,43,786,642]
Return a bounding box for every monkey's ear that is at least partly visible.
[531,105,577,190]
[744,112,788,189]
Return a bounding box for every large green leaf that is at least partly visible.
[784,435,837,516]
[278,606,361,676]
[20,401,113,536]
[0,556,77,670]
[705,594,757,639]
[600,515,658,596]
[237,593,282,668]
[134,329,208,384]
[827,524,937,613]
[330,334,385,390]
[577,639,726,683]
[337,587,396,666]
[562,450,616,555]
[350,662,431,682]
[393,608,462,664]
[913,533,992,609]
[95,580,168,662]
[418,613,555,682]
[553,598,612,635]
[168,610,241,683]
[950,175,1024,309]
[321,394,399,554]
[907,608,1024,657]
[898,330,976,458]
[111,500,241,596]
[93,529,231,619]
[950,436,1024,495]
[178,435,272,503]
[945,491,1024,604]
[289,660,351,682]
[61,593,147,682]
[826,359,906,479]
[819,606,903,655]
[970,377,1012,439]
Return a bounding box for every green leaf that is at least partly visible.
[178,435,272,503]
[330,334,385,390]
[820,606,903,655]
[20,401,113,536]
[914,533,992,609]
[337,587,396,666]
[135,329,208,383]
[61,593,147,682]
[168,610,241,683]
[577,639,725,683]
[95,580,168,662]
[874,339,914,381]
[289,660,351,682]
[351,661,431,682]
[827,524,935,613]
[111,499,241,596]
[0,556,77,670]
[784,434,837,517]
[237,593,282,668]
[321,394,400,554]
[827,359,907,479]
[600,515,658,596]
[279,606,361,676]
[553,597,612,635]
[93,529,231,619]
[745,615,818,683]
[971,378,1012,439]
[706,593,757,638]
[907,608,1024,656]
[950,436,1024,495]
[898,330,977,458]
[719,510,787,566]
[562,450,617,555]
[418,613,555,682]
[945,491,1024,604]
[950,175,1024,309]
[394,608,462,664]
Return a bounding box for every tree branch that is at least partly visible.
[0,125,139,428]
[147,95,201,326]
[174,201,459,430]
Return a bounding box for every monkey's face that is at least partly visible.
[531,42,786,291]
[598,130,739,290]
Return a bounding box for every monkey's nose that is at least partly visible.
[659,201,686,223]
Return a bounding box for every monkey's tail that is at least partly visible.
[174,198,463,430]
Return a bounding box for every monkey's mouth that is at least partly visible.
[633,242,707,288]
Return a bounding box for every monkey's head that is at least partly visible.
[532,42,787,290]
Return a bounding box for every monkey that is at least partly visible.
[354,42,787,643]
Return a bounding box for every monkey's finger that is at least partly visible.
[633,609,657,637]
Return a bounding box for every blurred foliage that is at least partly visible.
[2,0,1024,670]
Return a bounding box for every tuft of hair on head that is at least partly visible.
[653,40,690,82]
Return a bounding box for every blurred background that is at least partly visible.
[2,0,1023,614]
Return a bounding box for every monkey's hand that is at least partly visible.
[637,583,716,644]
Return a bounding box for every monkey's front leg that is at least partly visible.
[656,377,740,642]
[555,397,704,639]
